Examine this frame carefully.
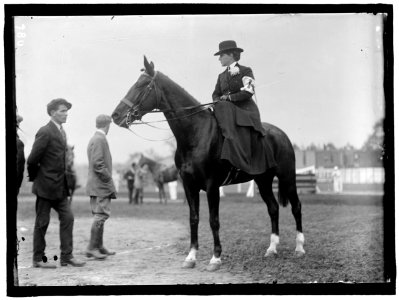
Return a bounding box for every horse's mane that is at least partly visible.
[157,72,201,106]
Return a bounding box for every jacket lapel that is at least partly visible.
[48,121,66,146]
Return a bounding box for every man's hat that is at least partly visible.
[47,98,72,116]
[214,40,244,56]
[96,114,112,128]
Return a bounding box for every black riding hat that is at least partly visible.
[214,40,244,56]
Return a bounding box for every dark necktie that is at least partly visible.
[60,125,67,143]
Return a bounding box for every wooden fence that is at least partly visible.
[272,174,317,194]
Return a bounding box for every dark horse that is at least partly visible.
[112,57,305,271]
[66,145,79,203]
[138,153,179,204]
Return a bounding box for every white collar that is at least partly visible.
[228,61,237,69]
[96,129,107,135]
[51,119,62,130]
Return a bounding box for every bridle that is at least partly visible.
[118,71,218,127]
[121,71,161,126]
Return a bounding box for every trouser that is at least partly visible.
[132,188,143,204]
[127,186,134,204]
[88,196,111,249]
[33,196,74,262]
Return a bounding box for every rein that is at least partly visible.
[131,106,211,126]
[126,126,175,142]
[122,71,219,126]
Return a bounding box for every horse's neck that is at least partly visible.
[142,157,161,173]
[158,73,213,148]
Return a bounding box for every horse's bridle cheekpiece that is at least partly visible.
[122,71,161,126]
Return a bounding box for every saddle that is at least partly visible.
[214,101,276,175]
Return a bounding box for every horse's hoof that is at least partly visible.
[206,263,221,272]
[264,250,277,258]
[294,250,305,257]
[182,260,196,269]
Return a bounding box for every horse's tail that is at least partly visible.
[277,179,290,207]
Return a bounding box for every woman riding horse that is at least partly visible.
[212,40,276,175]
[111,56,305,272]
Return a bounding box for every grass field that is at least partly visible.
[16,192,386,284]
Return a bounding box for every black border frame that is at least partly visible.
[4,3,395,296]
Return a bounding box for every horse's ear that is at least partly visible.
[144,55,155,77]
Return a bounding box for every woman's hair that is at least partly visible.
[224,50,241,61]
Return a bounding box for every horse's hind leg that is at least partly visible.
[255,173,280,257]
[280,176,305,257]
[288,184,305,256]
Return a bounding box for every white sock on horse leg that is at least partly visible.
[210,255,221,265]
[266,233,279,254]
[295,231,305,253]
[185,248,197,261]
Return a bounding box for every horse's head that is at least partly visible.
[112,56,160,128]
[137,153,158,171]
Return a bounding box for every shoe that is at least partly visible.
[60,257,86,267]
[86,249,107,260]
[33,261,57,269]
[99,247,116,256]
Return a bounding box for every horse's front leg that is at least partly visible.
[182,183,200,269]
[206,185,222,271]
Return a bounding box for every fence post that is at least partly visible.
[168,181,178,200]
[219,186,225,197]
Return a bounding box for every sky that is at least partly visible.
[14,13,385,164]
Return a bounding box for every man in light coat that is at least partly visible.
[86,114,117,260]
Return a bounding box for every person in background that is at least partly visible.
[15,113,25,285]
[332,166,343,193]
[132,164,148,205]
[123,162,136,204]
[86,114,117,260]
[112,169,121,193]
[16,114,25,197]
[27,98,85,268]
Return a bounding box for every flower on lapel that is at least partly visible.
[229,65,240,76]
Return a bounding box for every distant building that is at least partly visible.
[295,150,382,169]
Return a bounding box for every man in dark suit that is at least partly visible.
[86,114,117,260]
[27,98,85,268]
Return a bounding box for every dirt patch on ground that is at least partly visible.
[17,211,252,286]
